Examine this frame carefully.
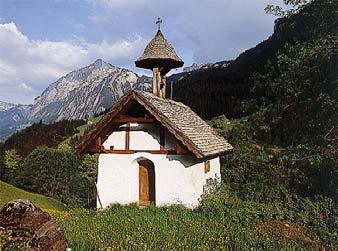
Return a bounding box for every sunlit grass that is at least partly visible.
[0,181,66,211]
[75,115,103,137]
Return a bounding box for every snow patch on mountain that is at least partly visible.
[0,101,17,111]
[0,102,32,142]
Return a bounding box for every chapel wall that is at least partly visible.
[97,153,221,209]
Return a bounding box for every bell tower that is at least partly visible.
[135,18,184,98]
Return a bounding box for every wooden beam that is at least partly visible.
[112,117,154,124]
[125,123,130,150]
[152,67,159,96]
[95,137,102,151]
[77,93,135,154]
[175,142,187,154]
[101,149,179,155]
[204,160,210,173]
[116,127,149,132]
[160,126,165,151]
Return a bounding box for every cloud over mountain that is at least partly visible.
[0,0,279,104]
[0,22,148,104]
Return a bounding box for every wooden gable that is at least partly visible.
[77,94,189,156]
[77,90,232,158]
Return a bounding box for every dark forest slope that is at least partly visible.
[168,0,337,119]
[2,120,85,157]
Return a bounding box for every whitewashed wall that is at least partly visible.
[103,123,177,151]
[97,123,221,209]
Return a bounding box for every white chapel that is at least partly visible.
[77,21,233,208]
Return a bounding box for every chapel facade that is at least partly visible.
[77,20,232,208]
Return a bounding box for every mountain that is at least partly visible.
[167,0,337,120]
[0,101,32,142]
[28,59,152,123]
[183,60,232,73]
[0,101,31,122]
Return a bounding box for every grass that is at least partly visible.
[62,115,104,145]
[53,205,250,251]
[75,115,103,137]
[53,205,227,251]
[47,188,331,251]
[0,181,67,211]
[0,183,335,250]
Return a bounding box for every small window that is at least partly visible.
[204,160,210,173]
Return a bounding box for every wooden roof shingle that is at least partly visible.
[135,31,184,71]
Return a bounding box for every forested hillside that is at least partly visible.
[168,0,337,120]
[1,120,85,157]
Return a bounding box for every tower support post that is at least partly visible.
[152,68,159,96]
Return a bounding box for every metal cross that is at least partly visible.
[156,17,162,30]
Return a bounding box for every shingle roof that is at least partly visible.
[135,91,233,158]
[135,31,184,71]
[77,90,233,158]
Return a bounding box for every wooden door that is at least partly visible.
[139,160,155,206]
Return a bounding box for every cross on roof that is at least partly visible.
[156,17,162,31]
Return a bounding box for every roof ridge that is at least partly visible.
[134,90,190,108]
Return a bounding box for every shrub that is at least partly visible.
[16,146,82,206]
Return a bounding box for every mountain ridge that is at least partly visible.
[0,101,32,112]
[28,59,152,123]
[0,102,32,142]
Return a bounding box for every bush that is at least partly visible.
[1,149,22,183]
[78,154,98,208]
[16,146,82,206]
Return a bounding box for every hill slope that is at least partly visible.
[168,0,337,119]
[0,181,66,211]
[2,120,85,156]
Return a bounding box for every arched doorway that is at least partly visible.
[138,159,155,206]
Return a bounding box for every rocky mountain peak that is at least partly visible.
[27,60,152,123]
[0,101,16,111]
[0,102,32,142]
[0,101,31,113]
[92,58,107,67]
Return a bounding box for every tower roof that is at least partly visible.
[135,30,184,71]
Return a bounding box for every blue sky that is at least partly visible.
[0,0,281,104]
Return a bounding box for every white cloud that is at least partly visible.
[86,36,147,63]
[0,22,147,104]
[86,0,280,63]
[19,83,33,92]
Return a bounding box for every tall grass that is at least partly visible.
[49,186,335,251]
